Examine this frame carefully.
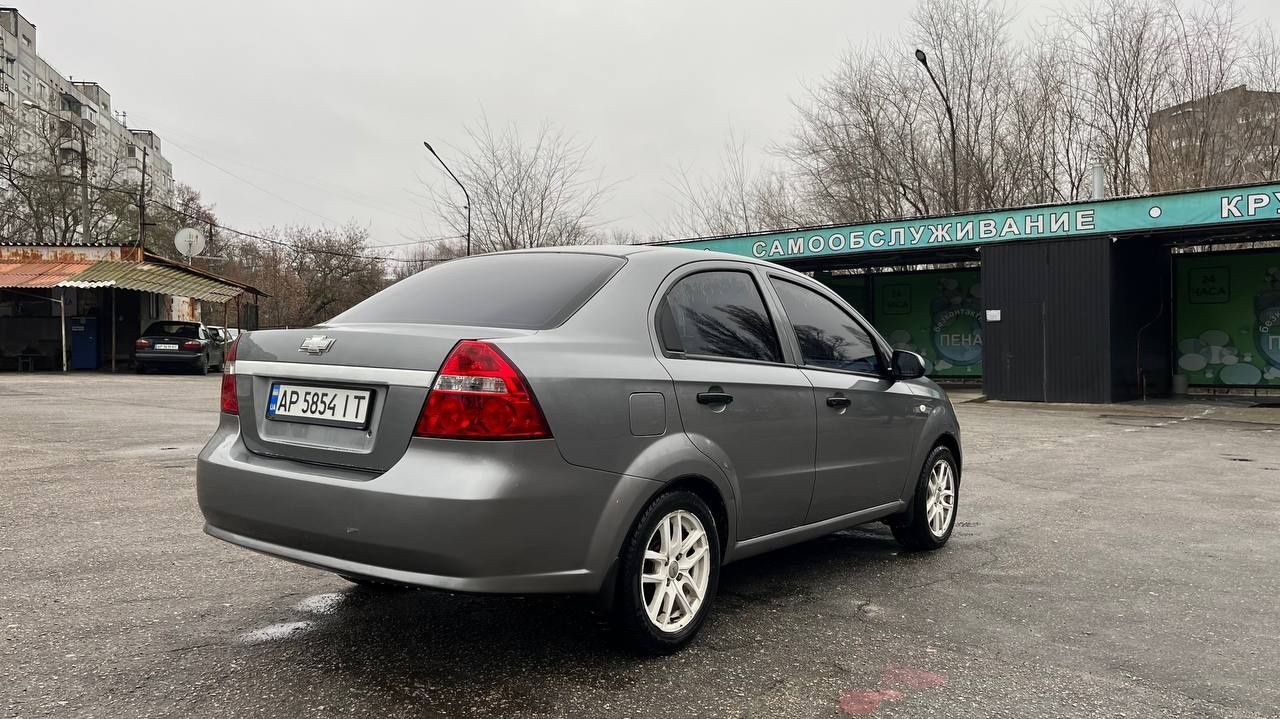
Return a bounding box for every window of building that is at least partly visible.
[658,270,782,363]
[769,278,882,375]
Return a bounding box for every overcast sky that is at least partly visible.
[25,0,1280,251]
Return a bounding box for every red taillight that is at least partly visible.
[414,340,551,440]
[182,340,202,351]
[135,339,150,349]
[220,337,240,414]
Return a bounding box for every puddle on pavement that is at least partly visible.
[296,592,346,615]
[238,620,314,644]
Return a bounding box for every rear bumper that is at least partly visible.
[136,350,203,365]
[196,415,660,594]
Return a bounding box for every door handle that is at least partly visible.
[825,394,851,408]
[696,391,734,405]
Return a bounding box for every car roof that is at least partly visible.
[485,244,795,272]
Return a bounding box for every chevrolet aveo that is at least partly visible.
[197,246,962,652]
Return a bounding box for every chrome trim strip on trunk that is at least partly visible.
[234,360,437,388]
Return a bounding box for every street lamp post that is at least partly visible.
[914,49,959,212]
[422,140,471,257]
[22,100,90,244]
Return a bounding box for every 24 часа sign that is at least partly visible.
[871,272,983,378]
[1176,251,1280,387]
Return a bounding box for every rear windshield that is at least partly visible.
[143,322,200,339]
[330,253,625,330]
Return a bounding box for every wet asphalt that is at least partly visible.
[1,374,1279,718]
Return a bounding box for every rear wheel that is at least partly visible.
[614,490,720,653]
[135,362,147,374]
[891,445,959,551]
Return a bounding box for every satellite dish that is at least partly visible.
[174,228,207,259]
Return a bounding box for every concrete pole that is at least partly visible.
[79,125,90,244]
[59,289,67,373]
[1091,165,1106,201]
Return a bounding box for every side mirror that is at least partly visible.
[891,350,927,380]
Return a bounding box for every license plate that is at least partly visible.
[268,383,372,427]
[156,343,179,350]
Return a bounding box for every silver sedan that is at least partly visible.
[197,245,962,652]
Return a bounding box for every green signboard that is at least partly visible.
[1175,251,1280,387]
[673,183,1280,262]
[870,271,982,378]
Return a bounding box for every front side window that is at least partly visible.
[659,270,782,363]
[770,278,882,374]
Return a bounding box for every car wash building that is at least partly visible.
[665,182,1280,403]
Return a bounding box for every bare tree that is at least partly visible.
[228,225,388,328]
[0,105,143,246]
[424,118,610,256]
[665,132,813,237]
[670,0,1280,234]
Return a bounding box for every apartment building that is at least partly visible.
[1149,85,1280,193]
[0,6,174,226]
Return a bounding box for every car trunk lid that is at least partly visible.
[232,323,533,472]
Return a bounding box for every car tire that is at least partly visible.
[135,363,146,374]
[891,445,959,551]
[614,489,720,654]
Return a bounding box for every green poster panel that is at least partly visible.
[870,271,983,377]
[1175,251,1280,386]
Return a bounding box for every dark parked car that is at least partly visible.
[135,321,225,374]
[197,246,961,652]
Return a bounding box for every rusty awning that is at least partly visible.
[0,259,254,303]
[61,261,245,302]
[0,261,95,288]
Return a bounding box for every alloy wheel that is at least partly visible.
[641,509,712,633]
[925,458,956,537]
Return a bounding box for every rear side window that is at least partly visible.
[658,270,782,363]
[770,278,882,374]
[330,253,625,330]
[143,322,199,339]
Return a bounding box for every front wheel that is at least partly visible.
[614,490,720,654]
[891,445,959,551]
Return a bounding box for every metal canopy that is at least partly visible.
[0,259,248,302]
[0,261,95,288]
[664,181,1280,264]
[59,261,245,302]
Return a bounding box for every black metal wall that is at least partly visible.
[982,237,1114,403]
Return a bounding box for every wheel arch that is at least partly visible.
[595,471,733,612]
[933,432,961,479]
[659,474,731,554]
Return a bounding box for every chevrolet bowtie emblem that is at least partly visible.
[299,335,336,355]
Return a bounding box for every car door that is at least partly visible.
[654,265,816,540]
[201,327,223,368]
[766,275,926,523]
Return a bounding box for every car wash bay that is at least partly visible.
[668,182,1280,403]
